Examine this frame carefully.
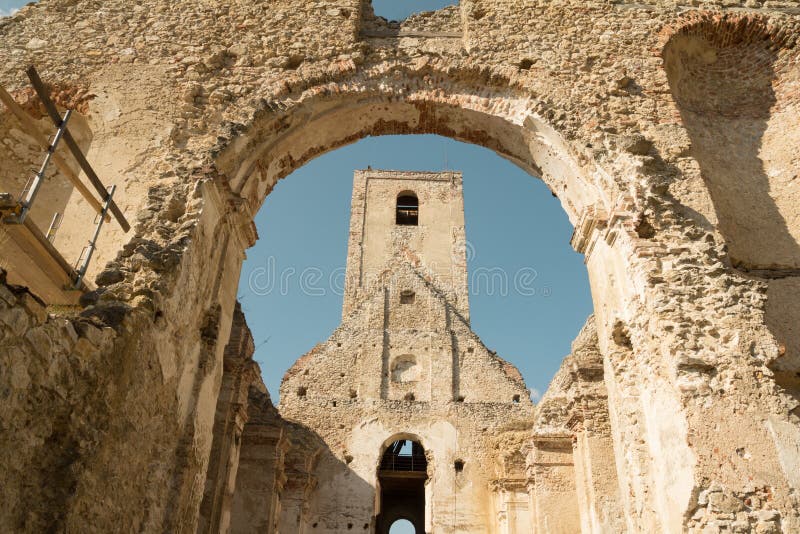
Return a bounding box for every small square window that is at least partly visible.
[400,290,415,304]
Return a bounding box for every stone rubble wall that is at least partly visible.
[279,254,535,532]
[229,384,289,534]
[197,302,260,534]
[0,0,797,532]
[530,317,625,534]
[0,270,114,532]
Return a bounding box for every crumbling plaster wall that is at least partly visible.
[530,317,624,534]
[279,257,535,532]
[0,0,798,532]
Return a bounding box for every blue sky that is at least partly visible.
[0,0,458,19]
[390,519,416,533]
[0,0,22,17]
[240,135,592,403]
[372,0,457,20]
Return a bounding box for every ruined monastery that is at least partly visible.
[0,0,800,533]
[276,170,537,533]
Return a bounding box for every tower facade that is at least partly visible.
[279,170,535,533]
[343,170,469,320]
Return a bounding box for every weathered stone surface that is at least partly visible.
[276,170,535,532]
[0,0,796,532]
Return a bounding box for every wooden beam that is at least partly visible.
[0,84,110,222]
[27,66,130,232]
[0,218,90,305]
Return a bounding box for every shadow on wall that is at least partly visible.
[766,278,800,417]
[0,102,92,246]
[664,14,800,414]
[663,15,800,272]
[284,423,377,532]
[230,398,376,533]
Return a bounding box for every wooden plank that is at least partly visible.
[27,67,130,232]
[0,85,110,221]
[0,219,89,305]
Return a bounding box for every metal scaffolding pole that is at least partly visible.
[16,110,72,223]
[74,185,116,288]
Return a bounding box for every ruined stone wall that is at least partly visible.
[529,356,580,534]
[530,317,624,534]
[529,316,625,533]
[278,167,536,532]
[566,319,624,534]
[0,270,114,532]
[197,303,260,534]
[0,0,798,532]
[0,175,250,532]
[529,437,580,534]
[344,170,469,319]
[229,385,288,534]
[279,263,535,532]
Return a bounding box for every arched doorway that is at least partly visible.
[202,63,726,532]
[376,439,427,534]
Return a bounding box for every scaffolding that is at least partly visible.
[0,66,130,305]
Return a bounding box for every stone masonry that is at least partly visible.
[276,170,535,532]
[0,0,799,532]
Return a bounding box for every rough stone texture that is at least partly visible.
[197,302,261,534]
[530,317,624,534]
[0,0,797,532]
[229,383,289,534]
[277,170,535,532]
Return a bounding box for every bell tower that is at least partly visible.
[342,169,469,320]
[279,169,533,533]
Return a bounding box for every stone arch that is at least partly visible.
[378,433,429,459]
[209,64,666,526]
[214,64,638,406]
[213,64,610,230]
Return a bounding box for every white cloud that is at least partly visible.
[0,8,19,17]
[530,388,542,403]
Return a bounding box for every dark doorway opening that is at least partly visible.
[376,440,427,534]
